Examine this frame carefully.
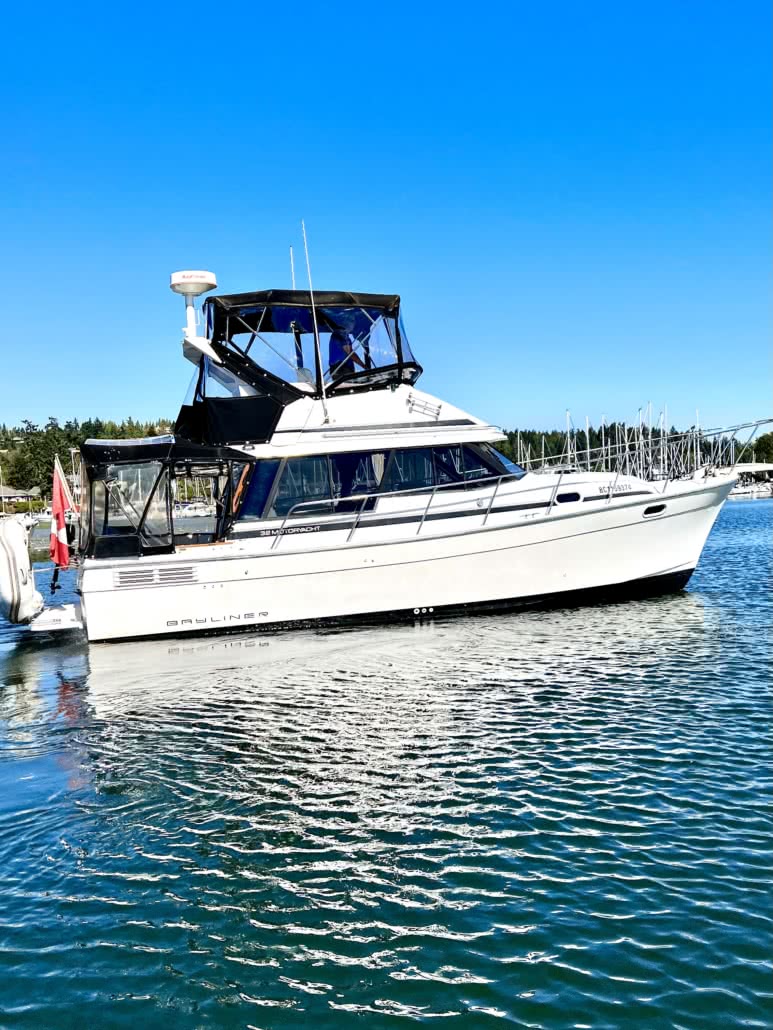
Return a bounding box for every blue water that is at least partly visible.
[1,501,771,1028]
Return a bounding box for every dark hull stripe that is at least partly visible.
[94,568,695,643]
[234,491,655,540]
[88,478,730,575]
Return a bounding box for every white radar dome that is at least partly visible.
[170,270,218,297]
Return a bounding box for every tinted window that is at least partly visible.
[479,445,526,479]
[330,452,387,498]
[270,456,332,518]
[383,448,436,491]
[433,446,464,484]
[461,446,495,481]
[238,460,280,520]
[239,445,520,521]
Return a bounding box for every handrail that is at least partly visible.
[264,452,684,551]
[416,485,437,535]
[347,495,368,544]
[546,471,563,516]
[482,476,500,526]
[269,471,522,549]
[263,425,738,551]
[285,471,518,517]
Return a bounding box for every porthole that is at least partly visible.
[557,492,581,503]
[643,503,666,517]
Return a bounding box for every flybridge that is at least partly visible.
[170,277,424,448]
[202,289,422,397]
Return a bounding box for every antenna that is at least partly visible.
[301,220,329,423]
[290,246,296,289]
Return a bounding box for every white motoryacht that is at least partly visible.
[8,271,736,642]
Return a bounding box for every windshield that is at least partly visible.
[208,301,420,393]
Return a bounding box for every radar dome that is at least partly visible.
[170,270,217,297]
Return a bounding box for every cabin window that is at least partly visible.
[481,445,526,479]
[238,460,281,520]
[234,443,525,523]
[270,456,332,518]
[382,448,436,492]
[460,446,495,481]
[434,446,464,484]
[330,452,385,498]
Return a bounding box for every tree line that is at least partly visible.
[0,418,173,497]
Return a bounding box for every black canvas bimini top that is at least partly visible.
[205,290,400,341]
[80,435,251,467]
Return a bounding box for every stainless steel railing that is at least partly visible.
[269,472,528,550]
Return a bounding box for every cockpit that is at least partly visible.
[79,436,252,558]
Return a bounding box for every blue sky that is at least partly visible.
[2,0,769,432]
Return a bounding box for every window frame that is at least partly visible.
[86,460,174,558]
[240,443,523,523]
[266,454,335,520]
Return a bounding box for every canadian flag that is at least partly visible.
[50,455,75,569]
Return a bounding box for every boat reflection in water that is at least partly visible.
[3,590,720,725]
[2,576,769,1028]
[1,589,724,870]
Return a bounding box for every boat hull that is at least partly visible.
[77,477,731,642]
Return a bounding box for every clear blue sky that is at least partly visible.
[2,0,770,432]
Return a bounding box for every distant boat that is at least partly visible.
[729,479,772,499]
[0,511,40,530]
[15,512,40,530]
[177,501,216,517]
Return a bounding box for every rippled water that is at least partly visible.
[1,501,771,1028]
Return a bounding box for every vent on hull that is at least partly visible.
[114,566,198,588]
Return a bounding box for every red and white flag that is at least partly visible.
[50,456,74,569]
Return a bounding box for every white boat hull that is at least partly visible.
[77,475,732,642]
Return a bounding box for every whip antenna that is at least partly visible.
[290,246,296,289]
[301,220,329,422]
